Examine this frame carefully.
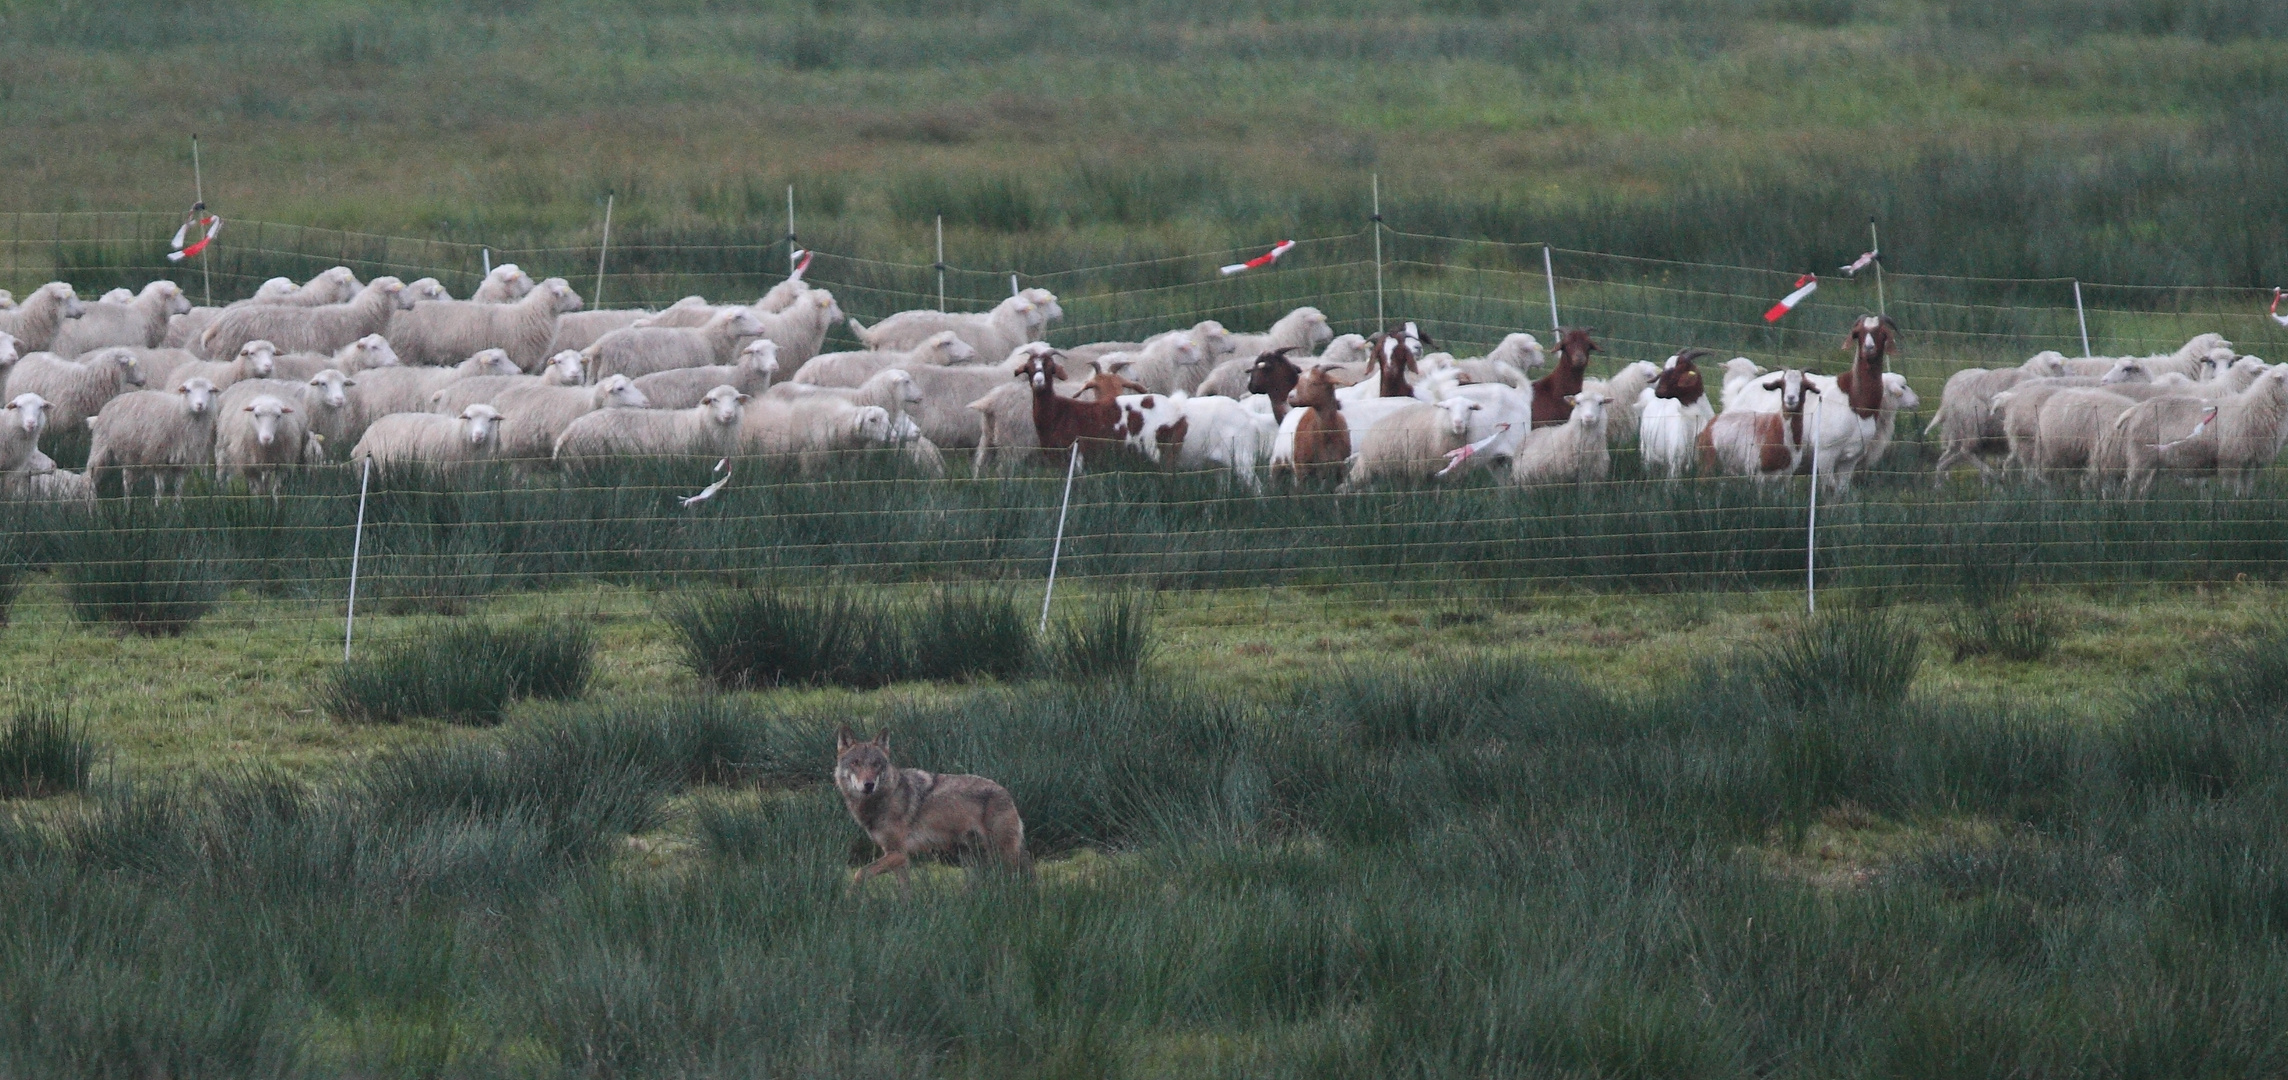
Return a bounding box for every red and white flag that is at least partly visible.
[1764,273,1818,323]
[1220,240,1294,276]
[168,215,221,262]
[1839,250,1878,276]
[787,249,812,280]
[2271,287,2287,327]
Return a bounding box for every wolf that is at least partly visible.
[834,727,1031,886]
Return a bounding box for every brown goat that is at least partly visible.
[1370,324,1422,398]
[1652,347,1709,407]
[1284,365,1351,481]
[1530,327,1600,427]
[1834,314,1897,419]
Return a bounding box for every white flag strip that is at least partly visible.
[1763,273,1817,323]
[167,216,221,263]
[1435,423,1511,478]
[1840,250,1878,276]
[1220,240,1295,276]
[2272,287,2287,327]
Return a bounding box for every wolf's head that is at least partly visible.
[835,727,894,798]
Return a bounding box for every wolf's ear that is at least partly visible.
[836,726,857,753]
[873,729,890,751]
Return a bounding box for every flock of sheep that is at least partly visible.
[0,263,2273,507]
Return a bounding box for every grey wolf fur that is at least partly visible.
[834,727,1031,885]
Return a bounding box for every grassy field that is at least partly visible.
[10,582,2288,1074]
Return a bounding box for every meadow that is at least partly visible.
[8,1,2288,1074]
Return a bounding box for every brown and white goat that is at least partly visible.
[1699,368,1819,480]
[1279,365,1351,482]
[1023,348,1143,461]
[1245,347,1305,420]
[1835,314,1897,420]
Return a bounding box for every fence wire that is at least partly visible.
[4,213,2287,639]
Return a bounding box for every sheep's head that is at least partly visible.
[0,289,15,310]
[1847,314,1898,365]
[6,393,52,437]
[853,405,893,445]
[37,283,85,320]
[464,349,520,376]
[1497,332,1546,374]
[404,278,450,303]
[153,281,192,316]
[313,267,360,301]
[1569,389,1614,427]
[1439,397,1484,436]
[1189,320,1232,358]
[2025,351,2068,377]
[1019,288,1063,326]
[99,288,133,304]
[739,339,782,377]
[880,369,923,408]
[1318,334,1370,366]
[803,289,840,323]
[1722,357,1764,386]
[107,350,147,387]
[1296,308,1334,349]
[2101,358,2149,385]
[307,371,353,410]
[255,277,298,300]
[923,331,977,364]
[239,340,279,378]
[342,335,400,369]
[701,385,748,425]
[544,350,585,384]
[714,308,765,336]
[1882,371,1919,411]
[540,278,585,314]
[459,404,504,446]
[244,396,293,447]
[0,332,18,370]
[178,378,220,416]
[487,264,534,298]
[597,375,649,409]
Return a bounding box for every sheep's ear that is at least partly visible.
[177,385,190,395]
[342,378,356,387]
[735,393,750,403]
[243,404,256,411]
[280,405,295,413]
[1564,395,1578,406]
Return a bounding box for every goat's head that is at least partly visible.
[1246,347,1303,397]
[1015,344,1066,388]
[1654,348,1710,403]
[1289,365,1344,410]
[1555,327,1599,371]
[1846,314,1898,365]
[1759,369,1813,414]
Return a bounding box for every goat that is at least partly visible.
[1530,327,1598,427]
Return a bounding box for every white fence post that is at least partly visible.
[1543,243,1561,331]
[344,455,372,661]
[593,193,614,309]
[1371,173,1384,329]
[1806,395,1823,615]
[1039,442,1081,634]
[1869,218,1885,318]
[936,215,946,313]
[2073,279,2092,357]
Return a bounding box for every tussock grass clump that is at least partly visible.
[0,532,32,629]
[1045,592,1155,680]
[0,702,95,799]
[1941,549,2063,662]
[322,620,595,725]
[57,502,222,637]
[1753,608,1923,711]
[662,585,1038,690]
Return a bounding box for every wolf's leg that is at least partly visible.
[854,850,910,884]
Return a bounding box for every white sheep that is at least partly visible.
[1511,390,1613,485]
[1221,306,1335,361]
[630,339,781,409]
[554,384,748,460]
[162,308,219,354]
[789,331,980,386]
[50,281,191,355]
[268,334,403,382]
[4,348,147,437]
[547,307,663,355]
[1,393,52,474]
[347,350,526,435]
[85,378,223,498]
[0,283,87,353]
[2,461,94,503]
[427,351,594,415]
[0,290,13,310]
[765,367,923,432]
[1446,332,1546,388]
[471,264,535,303]
[1925,352,2074,481]
[1064,320,1233,370]
[1347,397,1486,485]
[2057,333,2233,380]
[747,288,845,368]
[200,276,414,359]
[755,275,811,314]
[1095,334,1210,396]
[485,376,651,463]
[584,307,765,381]
[350,404,506,474]
[214,393,311,495]
[1992,361,2154,476]
[2102,367,2288,495]
[738,395,896,471]
[221,371,360,461]
[1110,391,1277,490]
[1584,360,1661,446]
[225,267,359,309]
[847,289,1058,364]
[381,277,584,369]
[164,340,279,393]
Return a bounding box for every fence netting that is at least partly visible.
[4,212,2286,630]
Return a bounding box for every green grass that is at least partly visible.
[320,618,596,725]
[0,700,94,799]
[662,583,1047,689]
